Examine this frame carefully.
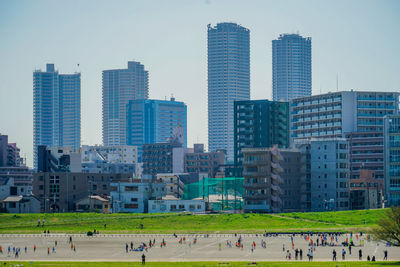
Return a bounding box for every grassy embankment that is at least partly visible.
[0,209,386,234]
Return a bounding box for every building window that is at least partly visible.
[124,203,138,209]
[125,186,138,191]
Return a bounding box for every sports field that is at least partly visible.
[0,233,398,262]
[0,209,386,234]
[0,261,398,266]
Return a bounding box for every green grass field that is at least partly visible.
[0,209,386,234]
[1,261,399,267]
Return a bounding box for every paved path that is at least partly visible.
[0,233,398,262]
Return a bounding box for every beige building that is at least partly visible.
[76,195,110,213]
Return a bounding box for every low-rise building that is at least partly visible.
[33,172,131,212]
[75,195,110,213]
[350,170,383,209]
[2,195,40,213]
[156,173,186,198]
[148,196,205,213]
[110,179,166,213]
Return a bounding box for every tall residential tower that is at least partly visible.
[272,33,311,102]
[33,64,80,168]
[102,61,149,146]
[207,23,250,161]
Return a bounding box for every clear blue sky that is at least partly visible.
[0,0,399,167]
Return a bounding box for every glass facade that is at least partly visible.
[126,98,187,161]
[384,115,400,206]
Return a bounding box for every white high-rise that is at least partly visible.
[207,23,250,161]
[33,64,80,168]
[102,61,149,146]
[272,34,311,102]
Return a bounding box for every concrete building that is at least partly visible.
[75,195,110,213]
[242,146,284,213]
[2,195,40,213]
[126,98,187,161]
[32,172,131,212]
[294,138,350,211]
[37,146,81,173]
[110,179,165,213]
[142,141,192,178]
[102,61,149,146]
[272,33,312,102]
[234,100,289,174]
[291,91,399,141]
[384,115,400,206]
[350,170,383,210]
[184,144,226,178]
[208,23,250,161]
[148,196,205,213]
[0,134,24,167]
[33,64,81,168]
[156,173,186,198]
[81,145,138,174]
[0,167,33,197]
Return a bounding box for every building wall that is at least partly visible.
[156,173,186,198]
[280,151,302,212]
[290,91,399,141]
[32,172,131,212]
[148,199,205,213]
[242,147,287,213]
[272,34,311,102]
[184,149,225,178]
[102,61,148,146]
[208,23,250,161]
[308,139,350,211]
[110,181,165,213]
[126,98,187,161]
[33,64,81,168]
[384,115,400,206]
[234,100,289,171]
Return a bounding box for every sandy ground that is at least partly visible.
[0,233,398,262]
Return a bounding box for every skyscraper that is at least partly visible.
[208,22,250,161]
[272,33,311,102]
[33,64,80,168]
[102,61,149,146]
[126,97,187,161]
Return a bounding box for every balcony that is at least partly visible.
[243,193,267,200]
[243,171,266,177]
[243,182,269,189]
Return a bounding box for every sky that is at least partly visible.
[0,0,399,168]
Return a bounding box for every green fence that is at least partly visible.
[183,177,244,211]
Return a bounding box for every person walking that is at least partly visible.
[359,249,362,260]
[300,249,303,260]
[142,253,146,265]
[332,249,337,261]
[384,250,388,260]
[342,248,346,260]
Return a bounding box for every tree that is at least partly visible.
[373,207,400,246]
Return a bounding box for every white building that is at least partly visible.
[110,179,165,213]
[148,196,205,213]
[290,91,399,141]
[156,173,186,198]
[81,145,138,174]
